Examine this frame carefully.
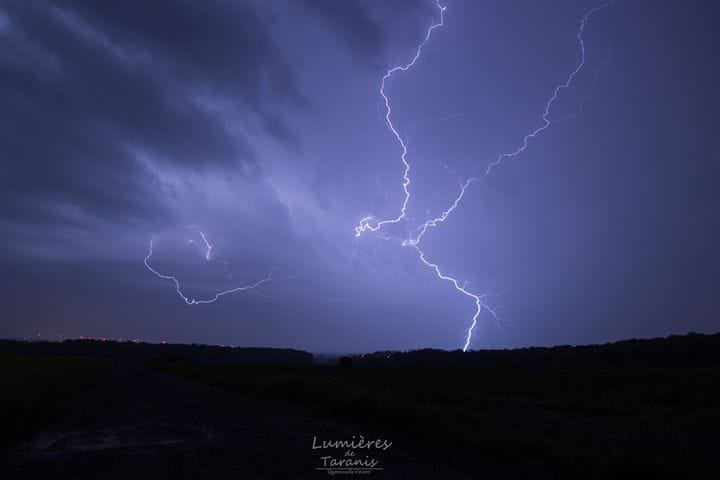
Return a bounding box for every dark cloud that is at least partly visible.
[300,0,435,66]
[301,0,386,60]
[0,0,302,240]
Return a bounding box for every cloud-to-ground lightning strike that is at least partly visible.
[144,226,280,305]
[354,0,614,351]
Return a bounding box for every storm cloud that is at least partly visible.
[0,0,302,246]
[1,1,718,352]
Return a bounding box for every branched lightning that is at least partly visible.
[353,0,614,351]
[403,112,463,145]
[144,226,280,305]
[555,43,612,124]
[480,0,615,179]
[354,2,446,237]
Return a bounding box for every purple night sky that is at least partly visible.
[1,0,718,352]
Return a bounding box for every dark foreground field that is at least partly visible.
[1,335,719,479]
[153,361,720,478]
[0,356,488,479]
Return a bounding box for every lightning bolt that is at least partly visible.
[354,0,614,351]
[354,2,447,237]
[197,229,212,260]
[555,42,613,124]
[179,224,212,260]
[144,226,280,305]
[480,0,615,178]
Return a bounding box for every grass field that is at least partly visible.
[0,354,112,449]
[153,360,720,477]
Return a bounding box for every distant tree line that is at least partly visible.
[2,332,718,367]
[0,339,314,366]
[350,332,720,367]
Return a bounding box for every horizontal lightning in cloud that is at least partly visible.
[144,226,281,305]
